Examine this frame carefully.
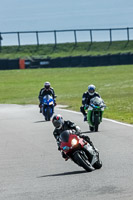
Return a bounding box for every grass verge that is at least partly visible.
[1,41,133,59]
[0,65,133,124]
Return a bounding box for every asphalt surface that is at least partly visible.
[0,104,133,200]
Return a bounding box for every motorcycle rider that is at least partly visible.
[52,114,96,160]
[38,81,56,113]
[80,84,100,121]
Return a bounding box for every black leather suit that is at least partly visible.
[80,91,100,116]
[38,87,56,104]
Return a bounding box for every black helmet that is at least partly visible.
[44,81,50,90]
[52,114,64,129]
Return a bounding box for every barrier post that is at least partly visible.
[0,33,2,52]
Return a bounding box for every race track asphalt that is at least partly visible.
[0,104,133,200]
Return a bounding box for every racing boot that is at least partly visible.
[84,115,87,121]
[61,152,69,161]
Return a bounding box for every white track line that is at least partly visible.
[56,107,133,128]
[103,118,133,128]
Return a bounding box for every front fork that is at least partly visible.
[87,109,93,126]
[84,144,99,165]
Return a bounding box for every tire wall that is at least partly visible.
[0,53,133,70]
[0,59,19,70]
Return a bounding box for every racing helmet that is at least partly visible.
[88,84,96,96]
[52,114,64,129]
[44,82,50,90]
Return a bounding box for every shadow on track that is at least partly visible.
[34,120,47,123]
[37,170,87,178]
[81,131,92,134]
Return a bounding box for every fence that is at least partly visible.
[0,27,133,48]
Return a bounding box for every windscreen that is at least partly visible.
[44,95,52,101]
[60,130,70,142]
[90,97,102,106]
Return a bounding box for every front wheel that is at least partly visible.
[43,107,51,121]
[94,124,99,132]
[46,107,51,121]
[89,125,94,132]
[94,115,99,132]
[93,160,102,169]
[73,152,94,172]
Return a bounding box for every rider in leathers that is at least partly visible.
[80,84,100,121]
[38,81,56,112]
[52,114,96,160]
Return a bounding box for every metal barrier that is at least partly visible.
[0,27,133,49]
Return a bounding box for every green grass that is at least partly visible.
[1,40,133,59]
[0,65,133,124]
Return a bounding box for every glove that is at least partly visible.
[57,140,61,150]
[71,129,76,134]
[39,103,42,108]
[84,104,89,110]
[58,146,61,151]
[75,126,81,135]
[61,151,69,161]
[80,135,90,143]
[54,102,57,106]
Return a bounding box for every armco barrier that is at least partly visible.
[0,53,133,70]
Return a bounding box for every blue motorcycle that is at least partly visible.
[42,95,55,121]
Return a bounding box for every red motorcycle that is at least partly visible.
[59,130,102,172]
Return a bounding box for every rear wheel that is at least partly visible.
[73,152,94,172]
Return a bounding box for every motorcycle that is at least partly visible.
[87,96,106,132]
[59,130,102,172]
[42,94,55,121]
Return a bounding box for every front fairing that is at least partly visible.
[87,97,105,126]
[90,96,105,108]
[60,131,86,153]
[60,134,79,150]
[42,95,54,106]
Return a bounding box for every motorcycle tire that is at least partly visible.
[73,151,94,172]
[93,160,102,169]
[94,115,99,132]
[89,125,94,132]
[95,124,99,132]
[45,107,51,121]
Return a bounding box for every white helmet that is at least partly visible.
[44,82,50,90]
[88,84,96,96]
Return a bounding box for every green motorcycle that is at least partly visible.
[86,97,106,132]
